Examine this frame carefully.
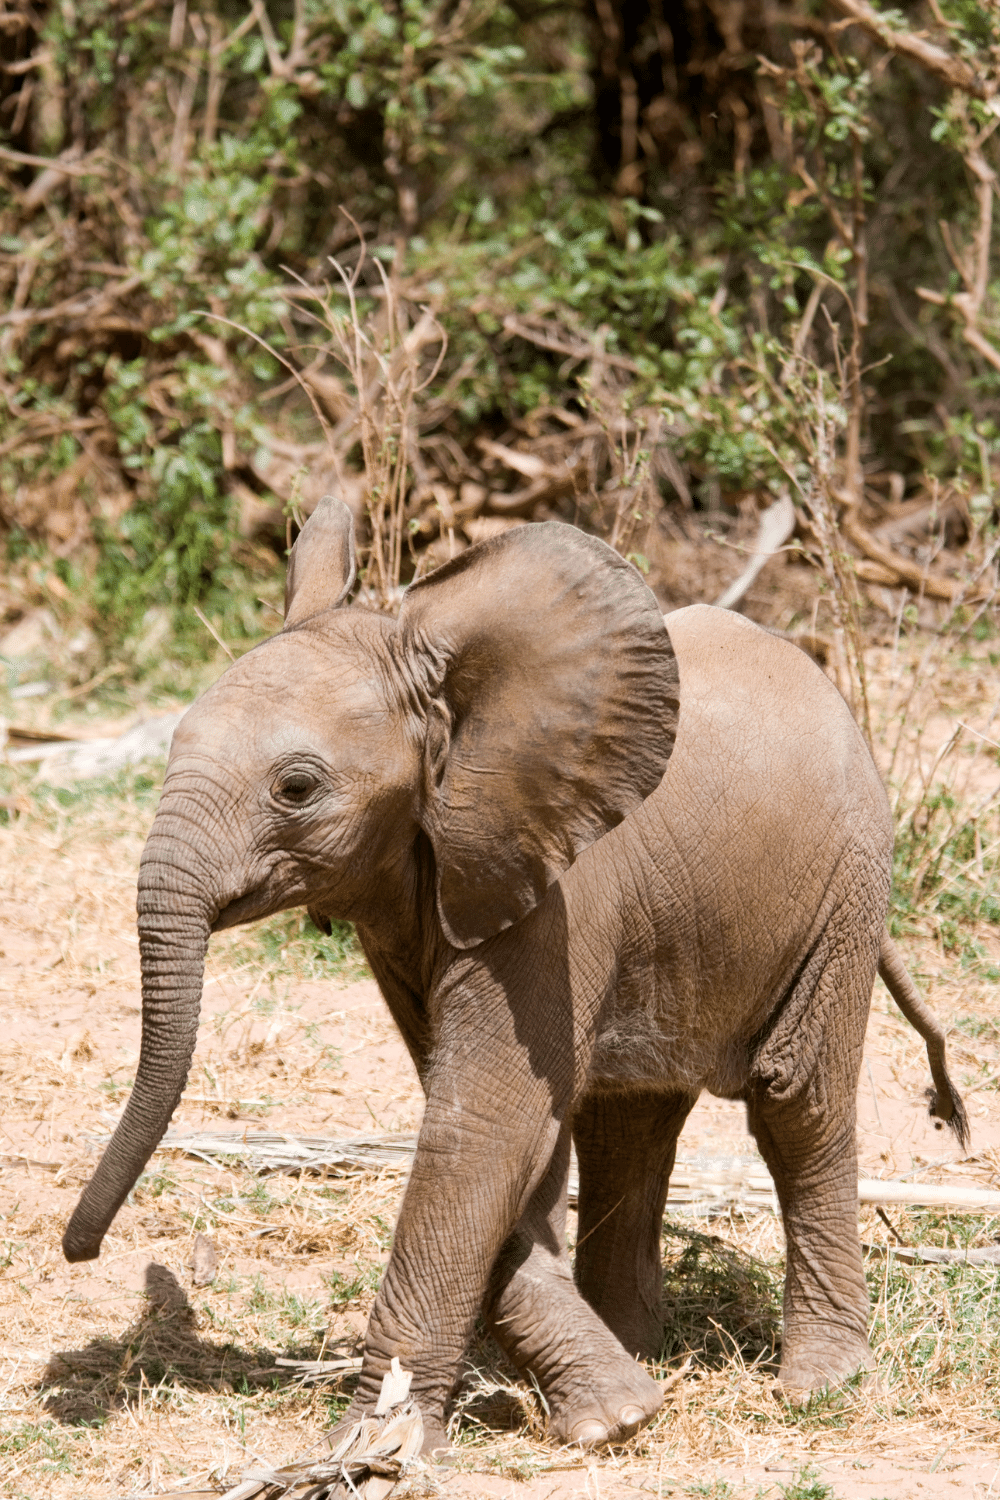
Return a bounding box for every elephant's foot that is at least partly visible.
[327,1353,455,1459]
[774,1328,872,1399]
[486,1255,664,1447]
[542,1350,665,1447]
[590,1298,664,1363]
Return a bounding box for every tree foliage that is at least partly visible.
[0,0,997,661]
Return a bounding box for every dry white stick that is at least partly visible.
[858,1180,1000,1210]
[862,1241,1000,1266]
[714,494,797,610]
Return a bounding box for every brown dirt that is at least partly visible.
[3,630,1000,1499]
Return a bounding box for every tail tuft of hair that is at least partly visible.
[925,1083,970,1151]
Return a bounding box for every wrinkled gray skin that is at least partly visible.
[64,506,963,1455]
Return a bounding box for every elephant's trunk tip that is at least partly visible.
[62,1216,104,1263]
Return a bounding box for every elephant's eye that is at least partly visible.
[273,771,317,806]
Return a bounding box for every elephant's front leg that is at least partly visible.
[340,1033,566,1453]
[484,1120,665,1445]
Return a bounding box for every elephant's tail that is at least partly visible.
[878,930,970,1149]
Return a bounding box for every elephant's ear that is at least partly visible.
[283,495,357,628]
[397,522,679,949]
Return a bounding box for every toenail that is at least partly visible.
[570,1418,609,1446]
[618,1405,645,1428]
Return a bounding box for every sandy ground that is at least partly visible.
[4,928,1000,1497]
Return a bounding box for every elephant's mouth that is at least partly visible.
[211,884,279,931]
[210,868,309,931]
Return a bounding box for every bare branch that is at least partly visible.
[917,148,1000,372]
[827,0,991,98]
[501,314,640,373]
[838,495,987,600]
[0,144,103,181]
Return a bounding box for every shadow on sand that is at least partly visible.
[38,1262,332,1426]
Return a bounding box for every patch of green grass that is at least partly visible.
[323,1390,354,1426]
[324,1262,384,1313]
[241,1282,326,1331]
[0,1420,82,1473]
[224,910,368,985]
[659,1223,782,1372]
[889,783,1000,977]
[246,1277,281,1316]
[874,1208,1000,1252]
[242,1179,276,1213]
[98,1074,135,1102]
[278,1292,326,1330]
[954,1015,1000,1042]
[133,1169,178,1200]
[485,1452,548,1482]
[46,765,165,811]
[865,1219,1000,1404]
[759,1368,870,1438]
[777,1468,833,1500]
[200,1180,277,1227]
[0,757,167,832]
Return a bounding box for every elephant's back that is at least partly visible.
[661,604,887,837]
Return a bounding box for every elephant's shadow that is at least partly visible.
[38,1263,313,1426]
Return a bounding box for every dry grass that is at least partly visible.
[2,620,1000,1498]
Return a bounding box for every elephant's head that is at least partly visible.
[63,502,679,1262]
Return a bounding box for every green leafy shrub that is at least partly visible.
[0,0,997,661]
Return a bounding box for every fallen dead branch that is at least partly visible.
[275,1355,364,1384]
[2,712,182,781]
[476,435,586,516]
[154,1128,419,1177]
[840,505,977,602]
[144,1130,1000,1215]
[862,1241,1000,1267]
[857,1181,1000,1210]
[713,494,797,610]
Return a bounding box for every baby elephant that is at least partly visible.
[64,503,965,1453]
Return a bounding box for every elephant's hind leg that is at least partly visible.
[484,1121,663,1447]
[573,1088,697,1359]
[746,930,876,1395]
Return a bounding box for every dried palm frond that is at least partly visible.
[154,1360,423,1500]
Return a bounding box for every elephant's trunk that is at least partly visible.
[63,829,213,1262]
